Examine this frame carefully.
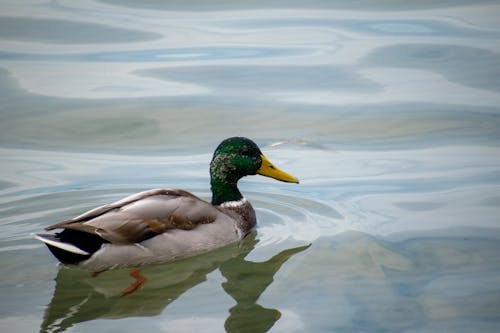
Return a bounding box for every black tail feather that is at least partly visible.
[45,243,91,265]
[42,229,109,265]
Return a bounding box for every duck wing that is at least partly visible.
[44,189,218,244]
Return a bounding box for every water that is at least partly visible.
[1,1,500,332]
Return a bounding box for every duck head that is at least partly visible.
[210,137,298,205]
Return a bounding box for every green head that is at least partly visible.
[210,137,298,205]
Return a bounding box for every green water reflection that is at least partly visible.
[40,235,309,333]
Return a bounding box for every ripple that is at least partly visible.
[393,201,446,212]
[0,47,309,63]
[135,65,379,93]
[0,16,161,44]
[248,191,346,246]
[0,243,42,252]
[220,17,498,37]
[365,44,500,91]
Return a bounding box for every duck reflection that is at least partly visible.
[221,243,310,333]
[40,234,309,333]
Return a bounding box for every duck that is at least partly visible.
[35,137,299,270]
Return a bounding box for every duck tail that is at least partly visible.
[34,229,107,265]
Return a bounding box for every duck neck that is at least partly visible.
[210,176,243,206]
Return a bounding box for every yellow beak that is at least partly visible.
[257,154,299,184]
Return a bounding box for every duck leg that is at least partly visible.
[90,269,107,277]
[122,268,148,296]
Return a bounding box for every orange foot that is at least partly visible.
[122,268,148,296]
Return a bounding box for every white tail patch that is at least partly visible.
[33,234,90,255]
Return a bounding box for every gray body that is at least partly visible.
[36,188,256,269]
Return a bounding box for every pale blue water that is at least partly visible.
[1,1,500,332]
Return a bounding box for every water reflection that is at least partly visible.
[221,243,310,333]
[40,235,309,333]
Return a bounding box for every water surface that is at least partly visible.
[1,1,500,332]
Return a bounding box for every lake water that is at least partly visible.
[1,1,500,332]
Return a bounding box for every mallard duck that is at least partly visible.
[35,137,298,270]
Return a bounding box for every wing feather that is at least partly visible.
[44,188,220,244]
